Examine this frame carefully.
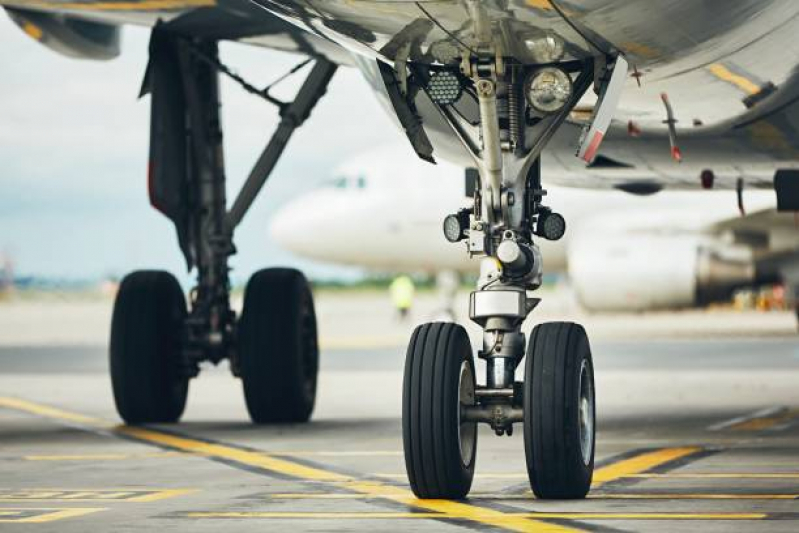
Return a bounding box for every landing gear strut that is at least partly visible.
[110,28,335,425]
[401,52,621,498]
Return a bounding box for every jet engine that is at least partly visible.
[568,234,756,312]
[5,8,120,60]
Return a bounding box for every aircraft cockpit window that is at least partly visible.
[324,175,367,190]
[324,177,348,189]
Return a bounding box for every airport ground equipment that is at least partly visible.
[400,49,624,500]
[110,27,334,425]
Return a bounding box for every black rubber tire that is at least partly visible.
[110,270,189,424]
[403,322,477,499]
[238,268,319,424]
[524,322,595,499]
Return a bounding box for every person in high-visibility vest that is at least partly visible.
[389,275,415,320]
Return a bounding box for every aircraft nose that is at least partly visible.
[269,199,308,254]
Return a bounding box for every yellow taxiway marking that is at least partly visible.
[593,447,701,485]
[0,396,716,531]
[0,397,103,426]
[525,0,553,10]
[0,397,582,533]
[374,447,703,483]
[0,508,105,523]
[0,488,195,502]
[186,511,767,520]
[275,451,402,458]
[707,64,760,95]
[25,451,203,461]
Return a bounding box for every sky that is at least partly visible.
[0,16,408,283]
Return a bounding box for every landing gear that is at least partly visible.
[399,41,625,498]
[238,268,319,423]
[524,322,595,499]
[110,271,188,424]
[108,27,336,424]
[403,322,477,498]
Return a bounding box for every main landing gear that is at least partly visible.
[110,28,335,425]
[401,51,623,498]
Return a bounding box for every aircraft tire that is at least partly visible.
[402,322,477,499]
[238,268,318,424]
[523,322,595,499]
[110,270,189,424]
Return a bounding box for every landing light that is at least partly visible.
[526,67,573,115]
[536,209,566,241]
[427,70,463,105]
[443,213,466,243]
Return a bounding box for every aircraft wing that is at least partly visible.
[1,0,354,63]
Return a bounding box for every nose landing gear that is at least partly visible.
[401,52,620,498]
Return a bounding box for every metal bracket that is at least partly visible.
[226,59,337,231]
[577,55,628,163]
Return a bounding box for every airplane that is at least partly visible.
[269,145,796,313]
[5,0,799,500]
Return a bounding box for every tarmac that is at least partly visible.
[0,290,798,532]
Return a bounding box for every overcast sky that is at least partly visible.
[0,16,408,283]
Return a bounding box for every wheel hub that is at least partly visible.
[578,359,594,466]
[458,361,477,466]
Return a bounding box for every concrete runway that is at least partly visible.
[1,297,798,531]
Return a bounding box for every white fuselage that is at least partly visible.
[270,146,778,277]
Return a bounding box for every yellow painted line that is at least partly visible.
[525,0,553,10]
[272,493,379,499]
[117,426,350,483]
[275,451,402,458]
[0,397,104,426]
[0,489,196,502]
[0,508,105,523]
[0,396,582,533]
[187,512,444,519]
[1,397,720,531]
[25,451,203,461]
[592,447,702,485]
[185,511,767,520]
[628,473,799,479]
[707,64,760,95]
[374,447,702,483]
[113,431,582,532]
[125,489,197,502]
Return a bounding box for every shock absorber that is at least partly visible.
[507,69,523,154]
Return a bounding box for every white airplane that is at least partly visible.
[9,0,799,499]
[271,145,795,312]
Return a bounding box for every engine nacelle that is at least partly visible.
[568,234,755,312]
[5,8,120,60]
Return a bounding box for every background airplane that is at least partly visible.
[271,145,799,313]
